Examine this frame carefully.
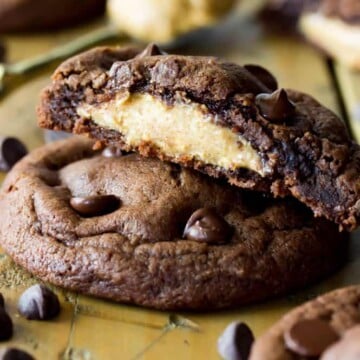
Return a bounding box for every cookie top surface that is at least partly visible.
[250,286,360,360]
[0,0,106,32]
[37,45,360,231]
[0,137,345,310]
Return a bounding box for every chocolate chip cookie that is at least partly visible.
[250,285,360,360]
[0,137,346,310]
[300,0,360,69]
[38,44,360,231]
[0,0,106,32]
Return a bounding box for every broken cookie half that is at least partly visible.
[38,44,360,231]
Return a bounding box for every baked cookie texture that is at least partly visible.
[0,0,106,32]
[250,286,360,360]
[38,45,360,231]
[0,137,346,310]
[300,0,360,69]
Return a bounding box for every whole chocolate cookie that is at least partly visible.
[250,286,360,360]
[0,137,346,310]
[38,44,360,230]
[0,0,106,32]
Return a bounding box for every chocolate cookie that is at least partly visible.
[0,0,106,32]
[250,286,360,360]
[38,44,360,230]
[259,0,309,32]
[300,0,360,69]
[0,137,346,310]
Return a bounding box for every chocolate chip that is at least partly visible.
[0,309,12,341]
[137,43,166,57]
[244,64,278,92]
[102,146,123,158]
[0,137,28,172]
[183,208,232,244]
[217,322,254,360]
[70,195,120,217]
[18,284,60,321]
[284,319,339,357]
[0,348,34,360]
[255,89,295,123]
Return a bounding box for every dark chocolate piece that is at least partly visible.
[18,284,60,320]
[183,208,232,244]
[0,309,12,341]
[0,137,28,172]
[218,321,254,360]
[244,64,278,92]
[70,195,120,217]
[137,43,166,57]
[0,348,34,360]
[255,89,295,122]
[284,319,339,357]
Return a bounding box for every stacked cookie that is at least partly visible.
[0,44,357,310]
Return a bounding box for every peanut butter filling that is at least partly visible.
[78,93,264,175]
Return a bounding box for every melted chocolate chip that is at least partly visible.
[18,284,60,321]
[256,89,295,123]
[0,348,34,360]
[217,322,254,360]
[0,137,28,172]
[137,43,166,57]
[183,208,232,244]
[102,146,123,158]
[70,195,120,217]
[244,64,278,92]
[284,319,339,357]
[0,309,13,341]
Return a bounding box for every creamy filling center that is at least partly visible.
[77,93,264,175]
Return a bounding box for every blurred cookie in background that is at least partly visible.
[300,0,360,69]
[0,0,106,32]
[259,0,310,33]
[107,0,237,43]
